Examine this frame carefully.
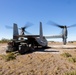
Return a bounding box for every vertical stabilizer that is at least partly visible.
[13,23,19,40]
[40,22,43,39]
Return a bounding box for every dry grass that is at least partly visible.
[68,57,76,63]
[61,52,72,58]
[65,71,76,75]
[0,42,76,75]
[0,53,76,75]
[3,52,16,61]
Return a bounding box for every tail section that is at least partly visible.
[40,22,43,39]
[13,23,19,40]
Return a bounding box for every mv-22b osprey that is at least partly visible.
[6,22,48,54]
[6,22,76,54]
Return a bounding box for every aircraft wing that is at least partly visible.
[45,35,62,38]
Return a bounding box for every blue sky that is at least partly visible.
[0,0,76,41]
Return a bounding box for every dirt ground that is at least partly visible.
[0,42,76,75]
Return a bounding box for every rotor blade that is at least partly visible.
[47,21,64,28]
[24,22,34,28]
[26,22,34,26]
[5,25,13,29]
[18,26,29,30]
[25,30,31,34]
[18,22,34,30]
[67,24,76,28]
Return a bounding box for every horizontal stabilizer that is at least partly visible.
[16,35,40,38]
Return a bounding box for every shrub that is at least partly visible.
[61,53,72,58]
[68,57,76,63]
[65,71,76,75]
[4,52,16,61]
[0,38,11,43]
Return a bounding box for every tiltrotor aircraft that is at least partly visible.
[6,22,48,54]
[6,22,76,54]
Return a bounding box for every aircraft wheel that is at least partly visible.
[18,44,29,54]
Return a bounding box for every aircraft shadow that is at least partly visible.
[26,46,59,54]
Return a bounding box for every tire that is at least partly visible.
[18,44,29,54]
